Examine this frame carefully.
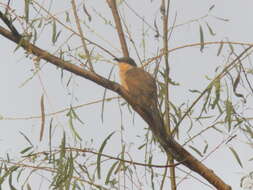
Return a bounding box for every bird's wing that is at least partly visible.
[124,68,158,107]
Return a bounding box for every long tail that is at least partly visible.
[147,106,167,139]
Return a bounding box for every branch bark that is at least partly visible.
[160,0,176,189]
[106,0,129,57]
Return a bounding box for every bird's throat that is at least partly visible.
[118,63,134,90]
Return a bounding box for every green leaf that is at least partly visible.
[203,143,208,154]
[52,20,57,44]
[212,78,221,109]
[20,146,33,154]
[189,145,203,157]
[67,109,82,141]
[24,0,30,23]
[70,107,84,125]
[97,132,115,179]
[19,131,33,146]
[228,41,234,53]
[8,173,17,190]
[214,16,229,22]
[225,100,234,131]
[205,22,216,36]
[105,161,119,185]
[229,147,243,168]
[0,166,19,185]
[199,25,205,52]
[138,143,146,150]
[209,5,215,11]
[200,85,212,115]
[60,132,66,159]
[189,89,201,93]
[65,11,70,22]
[217,41,224,56]
[245,124,253,138]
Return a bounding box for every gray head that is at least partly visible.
[114,57,137,67]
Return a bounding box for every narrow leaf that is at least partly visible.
[212,78,221,109]
[203,143,208,154]
[225,100,233,131]
[19,132,33,147]
[209,5,215,11]
[70,107,84,125]
[189,145,203,157]
[20,146,33,154]
[52,20,57,44]
[217,41,224,56]
[245,124,253,138]
[229,147,243,168]
[24,0,30,23]
[8,174,17,190]
[199,25,205,52]
[105,161,119,185]
[40,94,45,141]
[205,22,216,36]
[97,132,115,179]
[228,42,234,53]
[68,116,82,141]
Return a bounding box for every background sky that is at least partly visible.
[0,0,253,189]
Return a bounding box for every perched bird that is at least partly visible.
[115,57,158,109]
[115,57,163,132]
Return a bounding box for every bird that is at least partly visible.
[115,57,164,134]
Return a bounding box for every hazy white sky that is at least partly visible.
[0,0,252,189]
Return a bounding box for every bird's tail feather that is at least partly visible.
[147,106,167,138]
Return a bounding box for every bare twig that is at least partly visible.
[106,0,129,56]
[160,1,176,190]
[67,147,184,168]
[1,96,119,120]
[143,41,253,67]
[71,0,94,71]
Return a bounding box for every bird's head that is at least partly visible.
[114,57,137,67]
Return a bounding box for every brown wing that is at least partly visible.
[124,68,158,108]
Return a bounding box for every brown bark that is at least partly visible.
[106,0,129,57]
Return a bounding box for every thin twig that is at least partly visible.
[160,0,176,189]
[1,96,119,120]
[143,41,253,67]
[71,0,94,71]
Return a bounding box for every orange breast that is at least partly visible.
[118,63,134,90]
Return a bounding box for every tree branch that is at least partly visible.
[71,0,94,71]
[106,0,129,56]
[160,0,176,189]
